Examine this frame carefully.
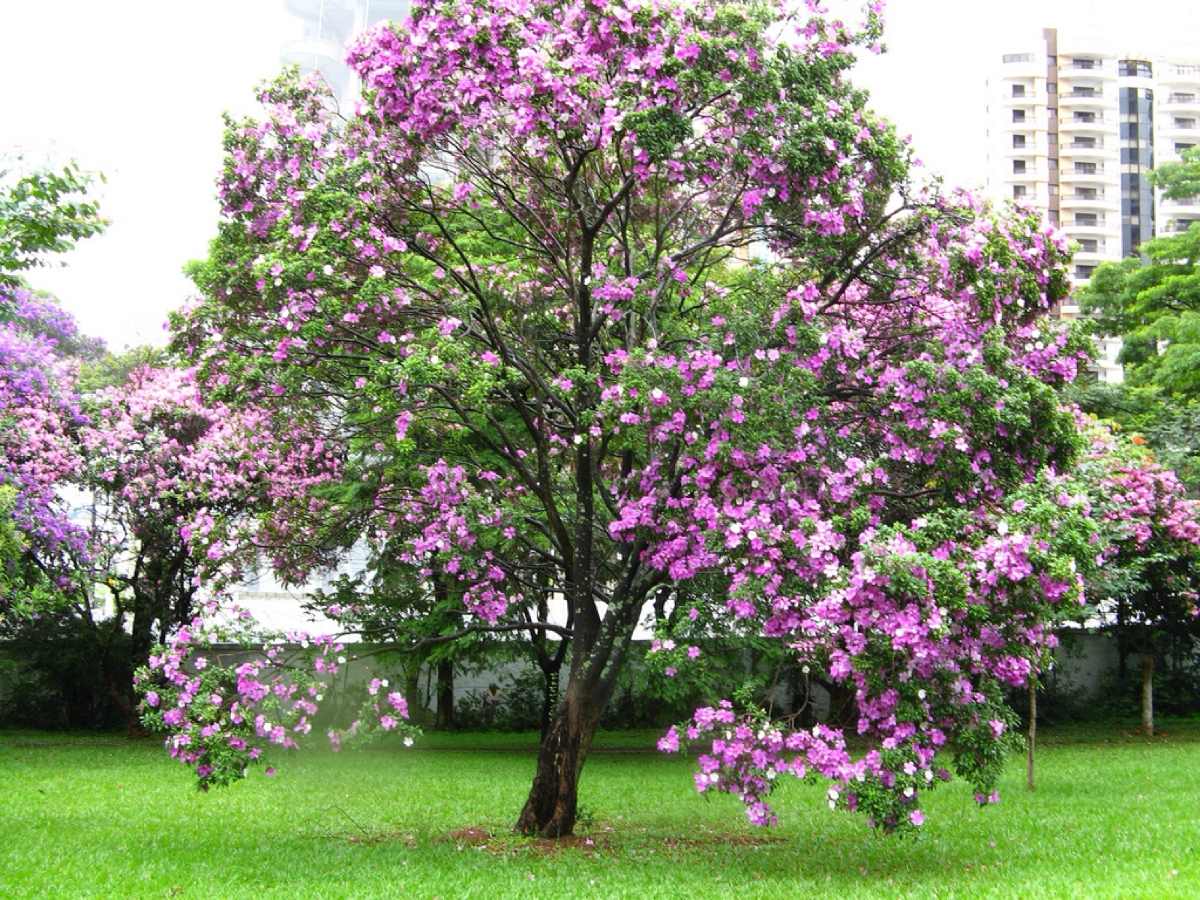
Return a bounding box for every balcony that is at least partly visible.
[1059,166,1107,182]
[1000,58,1044,79]
[1059,92,1107,109]
[1064,222,1112,237]
[1163,124,1199,143]
[1058,70,1112,88]
[1166,97,1200,116]
[1072,246,1108,264]
[1061,195,1119,212]
[1060,143,1115,161]
[1160,67,1200,88]
[1060,117,1107,134]
[1161,196,1200,218]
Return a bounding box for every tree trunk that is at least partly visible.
[515,680,601,837]
[1141,653,1154,736]
[435,659,454,730]
[404,658,426,725]
[539,667,560,738]
[1116,599,1128,684]
[1026,678,1037,791]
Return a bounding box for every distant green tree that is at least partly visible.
[0,162,107,288]
[1075,148,1200,485]
[1152,146,1200,203]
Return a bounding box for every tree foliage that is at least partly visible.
[0,162,107,289]
[143,0,1119,837]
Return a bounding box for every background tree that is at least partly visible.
[1084,425,1200,736]
[0,161,106,289]
[1074,148,1200,486]
[150,0,1101,838]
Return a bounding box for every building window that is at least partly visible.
[1012,109,1027,123]
[1072,58,1096,70]
[1177,143,1196,154]
[1012,84,1026,98]
[1013,134,1027,148]
[1072,85,1096,97]
[1175,117,1197,129]
[1077,187,1098,199]
[1178,220,1197,232]
[1013,185,1028,198]
[1079,238,1099,252]
[1075,161,1098,174]
[1048,81,1058,94]
[1003,53,1033,63]
[1171,93,1197,104]
[1074,111,1096,123]
[1013,159,1027,173]
[1072,136,1097,148]
[1076,212,1098,226]
[1075,264,1097,278]
[1118,59,1153,77]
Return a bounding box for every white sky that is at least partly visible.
[2,0,1198,351]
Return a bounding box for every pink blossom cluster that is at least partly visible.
[0,288,88,569]
[137,602,417,788]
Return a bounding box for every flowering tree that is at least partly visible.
[161,0,1101,836]
[1083,425,1200,735]
[0,288,91,589]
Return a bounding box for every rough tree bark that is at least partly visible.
[1141,653,1155,736]
[435,659,454,730]
[1026,678,1037,791]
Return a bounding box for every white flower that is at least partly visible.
[381,679,389,688]
[738,376,749,388]
[827,788,839,801]
[904,786,915,798]
[918,689,927,700]
[573,434,583,445]
[709,773,720,783]
[337,655,347,665]
[323,264,333,275]
[802,665,810,674]
[925,770,934,783]
[403,737,414,747]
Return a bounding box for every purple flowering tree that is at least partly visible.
[163,0,1104,836]
[1083,426,1200,736]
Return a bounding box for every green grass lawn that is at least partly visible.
[2,719,1198,899]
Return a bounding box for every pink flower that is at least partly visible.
[387,692,409,717]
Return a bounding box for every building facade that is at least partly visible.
[282,0,410,109]
[986,29,1200,307]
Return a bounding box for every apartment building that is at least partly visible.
[282,0,410,109]
[986,28,1200,309]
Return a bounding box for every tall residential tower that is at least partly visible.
[282,0,410,109]
[986,29,1200,311]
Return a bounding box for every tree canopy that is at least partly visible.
[137,0,1136,839]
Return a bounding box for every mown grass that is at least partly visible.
[2,718,1198,898]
